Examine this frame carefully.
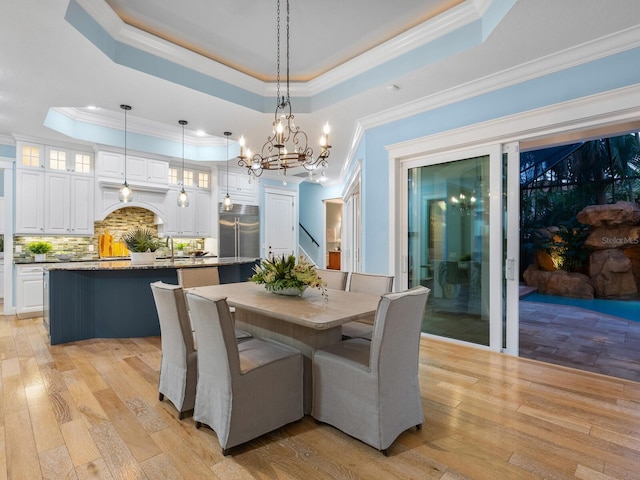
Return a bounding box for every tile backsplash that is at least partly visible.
[14,207,203,260]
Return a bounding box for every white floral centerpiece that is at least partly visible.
[250,254,327,297]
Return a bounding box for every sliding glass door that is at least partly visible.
[404,145,503,349]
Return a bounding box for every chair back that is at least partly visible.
[150,281,196,358]
[348,272,394,295]
[369,286,430,379]
[186,292,240,380]
[177,267,221,288]
[317,269,349,290]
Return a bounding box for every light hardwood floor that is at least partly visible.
[1,314,640,480]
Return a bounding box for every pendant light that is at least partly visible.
[223,131,233,211]
[118,104,133,203]
[177,120,190,207]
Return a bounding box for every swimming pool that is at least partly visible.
[521,293,640,323]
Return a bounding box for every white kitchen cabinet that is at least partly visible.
[43,172,94,236]
[97,151,168,186]
[16,265,44,318]
[15,169,45,234]
[195,189,212,237]
[160,188,196,236]
[158,187,213,237]
[16,143,94,235]
[44,172,70,234]
[70,175,95,234]
[96,151,125,179]
[218,168,258,205]
[147,159,169,184]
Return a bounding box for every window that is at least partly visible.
[21,145,41,167]
[48,149,67,170]
[183,170,194,187]
[169,167,178,184]
[198,172,209,188]
[74,152,91,173]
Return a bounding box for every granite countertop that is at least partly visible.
[42,256,260,271]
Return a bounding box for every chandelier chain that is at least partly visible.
[276,0,281,107]
[286,0,290,104]
[236,0,330,181]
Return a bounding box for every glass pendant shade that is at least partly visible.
[177,187,189,207]
[118,182,133,203]
[223,193,233,211]
[223,131,233,211]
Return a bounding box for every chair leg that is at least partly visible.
[381,448,390,457]
[416,423,422,430]
[195,421,202,429]
[158,392,164,401]
[222,447,230,456]
[178,411,186,420]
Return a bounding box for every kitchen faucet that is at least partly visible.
[166,236,174,261]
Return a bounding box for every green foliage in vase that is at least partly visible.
[250,254,327,297]
[122,227,162,253]
[27,241,53,254]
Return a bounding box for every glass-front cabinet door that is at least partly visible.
[404,145,503,349]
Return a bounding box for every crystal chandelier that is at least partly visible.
[237,0,330,183]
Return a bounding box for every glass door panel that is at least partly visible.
[408,155,491,345]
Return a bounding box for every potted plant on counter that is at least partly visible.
[28,241,53,262]
[122,227,162,264]
[175,242,188,257]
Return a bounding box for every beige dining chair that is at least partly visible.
[150,281,197,419]
[312,285,430,455]
[176,267,250,343]
[176,267,220,288]
[186,291,304,456]
[316,268,348,291]
[341,272,394,340]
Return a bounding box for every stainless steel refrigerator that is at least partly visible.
[218,203,260,258]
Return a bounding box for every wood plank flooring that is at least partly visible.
[1,314,640,479]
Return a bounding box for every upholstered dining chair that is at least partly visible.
[316,268,349,291]
[341,272,394,340]
[176,267,220,288]
[312,285,430,455]
[150,281,197,419]
[185,291,304,456]
[176,267,251,343]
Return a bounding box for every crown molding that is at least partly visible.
[359,24,640,131]
[71,0,499,99]
[385,83,640,161]
[307,0,487,95]
[71,0,267,97]
[50,108,227,147]
[0,135,15,146]
[12,133,94,151]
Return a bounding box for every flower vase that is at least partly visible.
[34,253,47,262]
[130,252,157,265]
[271,286,305,296]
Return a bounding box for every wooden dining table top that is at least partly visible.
[187,282,380,330]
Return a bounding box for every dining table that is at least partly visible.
[187,281,381,413]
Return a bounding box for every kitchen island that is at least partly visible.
[44,257,259,345]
